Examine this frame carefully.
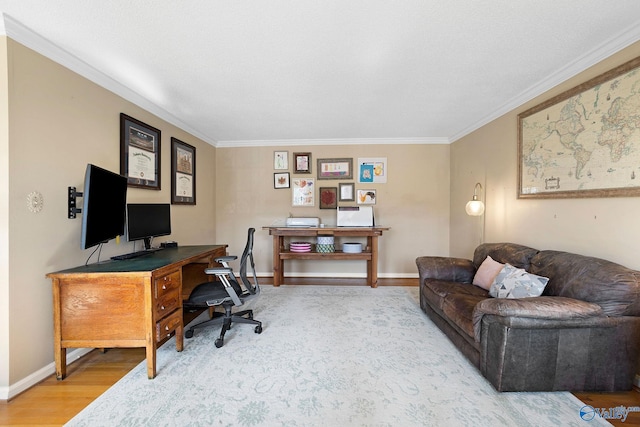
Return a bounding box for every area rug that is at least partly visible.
[66,285,610,426]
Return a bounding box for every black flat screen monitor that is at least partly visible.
[80,164,128,250]
[127,203,171,249]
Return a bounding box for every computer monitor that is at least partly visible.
[126,203,171,250]
[80,164,128,250]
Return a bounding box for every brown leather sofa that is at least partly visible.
[416,242,640,392]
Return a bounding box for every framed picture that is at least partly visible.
[120,113,161,189]
[339,182,355,201]
[274,172,290,189]
[274,151,288,170]
[171,137,196,205]
[518,56,640,199]
[358,157,387,183]
[319,187,338,209]
[292,178,314,206]
[317,158,353,180]
[357,189,376,205]
[293,152,312,174]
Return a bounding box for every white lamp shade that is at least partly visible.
[465,200,485,216]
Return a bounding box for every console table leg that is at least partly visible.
[370,236,379,288]
[273,235,283,286]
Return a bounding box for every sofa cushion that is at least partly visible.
[473,256,504,290]
[530,250,640,316]
[473,243,539,271]
[442,293,488,338]
[489,263,549,298]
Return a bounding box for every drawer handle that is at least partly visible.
[160,305,165,310]
[162,284,167,290]
[165,325,170,331]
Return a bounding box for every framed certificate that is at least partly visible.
[120,113,161,190]
[171,137,196,205]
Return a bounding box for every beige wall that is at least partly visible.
[2,39,216,392]
[216,144,450,278]
[0,36,10,390]
[450,41,640,270]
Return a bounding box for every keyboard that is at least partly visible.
[111,248,161,261]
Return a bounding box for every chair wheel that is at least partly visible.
[215,338,224,348]
[255,325,263,334]
[185,329,194,339]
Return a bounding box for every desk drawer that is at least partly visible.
[156,309,181,342]
[156,288,180,317]
[155,270,181,298]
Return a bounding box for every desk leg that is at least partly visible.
[272,235,283,287]
[52,279,67,380]
[176,308,184,352]
[146,343,156,379]
[369,235,379,288]
[55,347,66,380]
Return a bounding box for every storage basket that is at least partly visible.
[342,243,362,253]
[316,236,335,252]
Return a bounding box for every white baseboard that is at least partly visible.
[635,374,640,388]
[258,271,419,279]
[0,347,92,401]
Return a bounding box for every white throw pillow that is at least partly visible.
[472,256,504,290]
[489,263,549,298]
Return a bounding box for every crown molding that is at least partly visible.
[449,22,640,143]
[3,12,639,147]
[215,136,449,148]
[0,13,217,147]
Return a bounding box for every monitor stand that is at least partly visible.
[143,237,152,250]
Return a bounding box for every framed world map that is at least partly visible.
[518,56,640,198]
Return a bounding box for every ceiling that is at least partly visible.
[1,1,640,147]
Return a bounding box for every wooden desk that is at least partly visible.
[263,227,389,288]
[46,244,227,380]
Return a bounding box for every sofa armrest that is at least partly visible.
[472,296,604,342]
[415,256,475,285]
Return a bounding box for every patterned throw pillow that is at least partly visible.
[489,263,549,298]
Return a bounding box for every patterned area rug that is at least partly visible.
[66,285,610,426]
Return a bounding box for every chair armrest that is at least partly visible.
[205,267,233,275]
[215,255,237,263]
[415,256,475,284]
[472,296,605,342]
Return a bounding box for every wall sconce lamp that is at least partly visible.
[465,183,485,216]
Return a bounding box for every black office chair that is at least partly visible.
[184,228,262,348]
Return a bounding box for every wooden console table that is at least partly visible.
[263,226,389,288]
[46,244,227,380]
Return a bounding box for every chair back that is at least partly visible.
[239,228,260,295]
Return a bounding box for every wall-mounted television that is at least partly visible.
[126,203,172,250]
[80,164,128,250]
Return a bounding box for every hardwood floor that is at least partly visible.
[2,279,639,426]
[0,348,146,426]
[575,389,640,426]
